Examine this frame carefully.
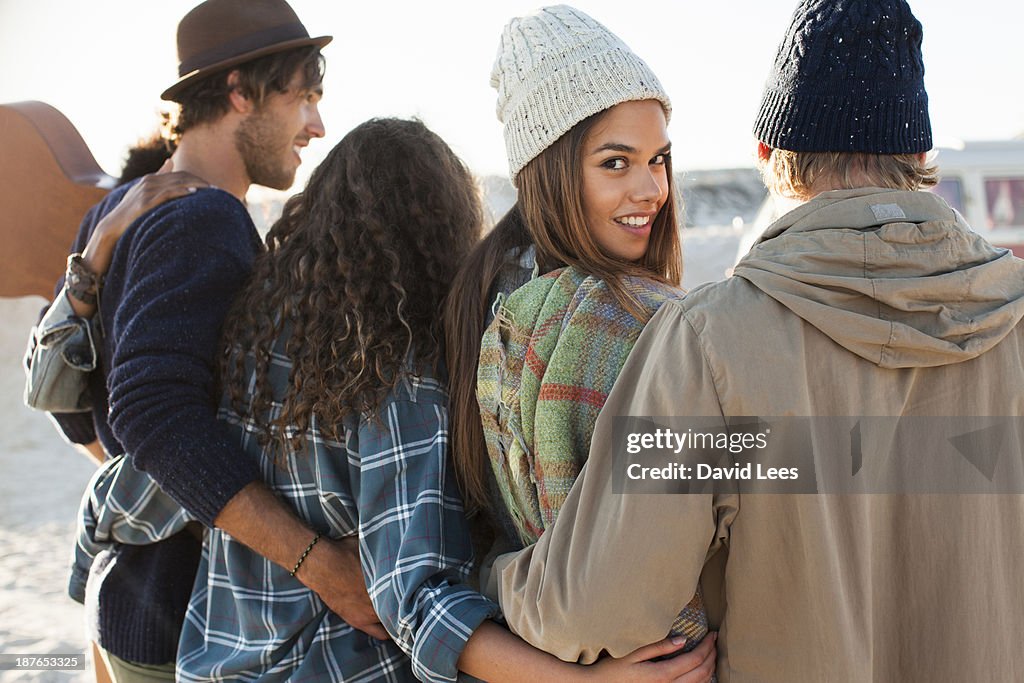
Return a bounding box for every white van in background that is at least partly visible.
[930,140,1024,257]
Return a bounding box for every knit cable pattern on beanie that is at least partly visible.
[754,0,931,154]
[491,5,671,184]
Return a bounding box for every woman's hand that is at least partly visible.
[81,159,209,278]
[585,632,717,682]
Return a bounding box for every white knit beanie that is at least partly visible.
[491,5,672,185]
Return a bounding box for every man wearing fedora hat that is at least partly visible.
[43,1,387,679]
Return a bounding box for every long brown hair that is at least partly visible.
[445,104,682,512]
[222,118,481,455]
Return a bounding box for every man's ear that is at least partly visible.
[226,70,252,114]
[757,141,772,163]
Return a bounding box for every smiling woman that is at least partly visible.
[582,99,672,263]
[443,5,715,677]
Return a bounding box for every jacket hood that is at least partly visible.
[733,188,1024,368]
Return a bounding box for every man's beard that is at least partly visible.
[235,108,295,191]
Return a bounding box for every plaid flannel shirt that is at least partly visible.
[73,338,499,682]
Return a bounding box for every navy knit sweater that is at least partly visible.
[56,185,262,663]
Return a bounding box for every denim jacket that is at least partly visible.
[23,288,99,413]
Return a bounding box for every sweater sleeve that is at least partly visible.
[495,301,736,663]
[49,412,97,445]
[107,193,259,526]
[356,382,500,683]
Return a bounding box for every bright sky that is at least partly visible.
[1,0,1022,188]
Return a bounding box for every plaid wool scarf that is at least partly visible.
[478,266,709,646]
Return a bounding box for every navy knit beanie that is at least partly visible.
[754,0,932,154]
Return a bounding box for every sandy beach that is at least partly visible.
[0,296,94,683]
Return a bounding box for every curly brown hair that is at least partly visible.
[118,120,177,186]
[221,118,482,455]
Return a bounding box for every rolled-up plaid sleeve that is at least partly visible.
[71,454,196,603]
[356,382,500,683]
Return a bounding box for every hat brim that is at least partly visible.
[161,34,332,101]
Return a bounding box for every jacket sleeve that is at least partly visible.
[24,288,98,413]
[356,387,500,683]
[495,301,737,663]
[107,195,259,526]
[35,201,105,445]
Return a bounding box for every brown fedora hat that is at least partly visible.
[161,0,332,101]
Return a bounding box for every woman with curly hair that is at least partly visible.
[444,6,716,672]
[75,117,713,682]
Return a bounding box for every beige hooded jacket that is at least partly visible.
[494,188,1024,682]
